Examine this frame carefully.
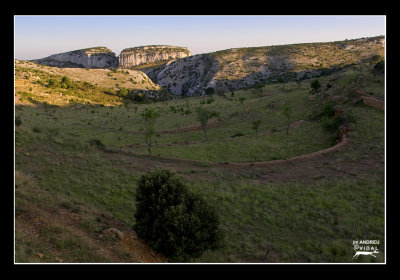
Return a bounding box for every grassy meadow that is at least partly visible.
[14,61,385,263]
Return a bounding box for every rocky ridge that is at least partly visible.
[29,36,384,97]
[144,36,385,96]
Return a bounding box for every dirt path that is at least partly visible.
[103,136,383,185]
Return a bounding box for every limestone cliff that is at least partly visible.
[33,47,119,69]
[33,45,192,69]
[118,45,192,68]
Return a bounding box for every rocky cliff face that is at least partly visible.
[144,36,385,96]
[33,47,119,68]
[145,54,219,96]
[33,45,192,69]
[118,45,192,68]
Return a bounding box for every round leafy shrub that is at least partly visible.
[47,78,60,88]
[134,169,223,262]
[15,115,22,126]
[310,79,321,93]
[118,87,129,96]
[205,87,215,95]
[88,138,105,150]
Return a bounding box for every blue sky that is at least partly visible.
[14,15,385,60]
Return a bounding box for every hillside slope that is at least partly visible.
[145,36,384,96]
[15,60,165,106]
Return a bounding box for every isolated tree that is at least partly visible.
[282,106,292,136]
[141,109,160,156]
[47,78,60,88]
[61,76,72,88]
[238,97,246,104]
[310,79,321,93]
[85,102,91,113]
[277,77,285,89]
[15,115,22,127]
[251,120,262,140]
[134,169,223,262]
[373,60,384,79]
[253,83,264,94]
[118,87,129,96]
[196,106,219,142]
[205,87,215,95]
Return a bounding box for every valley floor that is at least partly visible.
[14,63,385,263]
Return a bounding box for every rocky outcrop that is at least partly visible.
[33,47,118,68]
[33,45,192,69]
[118,45,192,68]
[145,54,219,96]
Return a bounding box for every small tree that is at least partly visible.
[141,109,160,156]
[196,106,219,142]
[310,79,321,94]
[47,78,60,88]
[134,169,223,262]
[282,106,292,136]
[205,87,215,95]
[277,77,285,89]
[251,120,262,140]
[373,60,384,79]
[253,83,263,94]
[15,115,22,127]
[118,87,129,96]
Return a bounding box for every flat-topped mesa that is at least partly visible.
[118,45,192,68]
[33,47,119,68]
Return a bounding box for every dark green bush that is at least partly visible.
[134,169,223,262]
[231,132,244,138]
[15,115,22,126]
[32,126,41,133]
[205,87,215,95]
[118,87,129,96]
[308,102,335,121]
[310,79,321,93]
[47,78,60,88]
[322,110,355,134]
[61,76,77,89]
[88,139,105,150]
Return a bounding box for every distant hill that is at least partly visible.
[144,36,384,96]
[14,59,166,106]
[32,47,119,69]
[26,36,384,97]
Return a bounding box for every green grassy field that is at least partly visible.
[14,62,385,263]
